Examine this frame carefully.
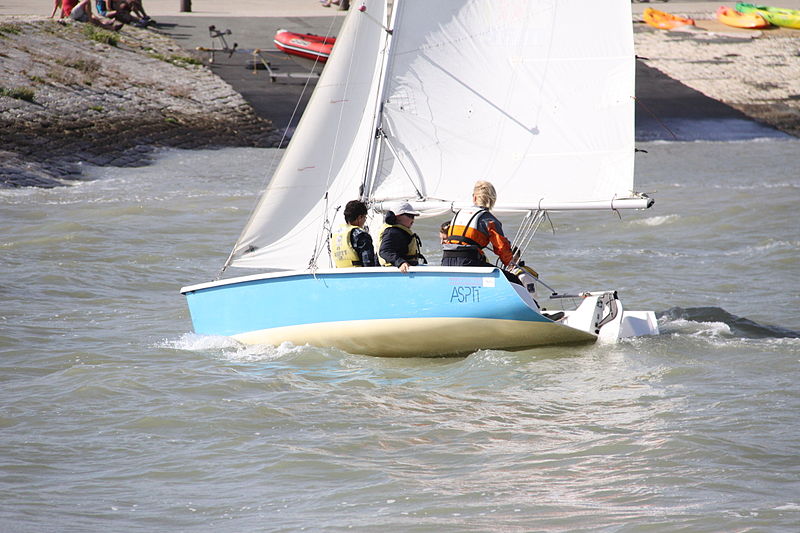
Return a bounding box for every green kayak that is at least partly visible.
[735,3,800,29]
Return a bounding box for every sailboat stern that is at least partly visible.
[559,291,659,342]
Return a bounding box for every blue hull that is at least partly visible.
[181,267,596,357]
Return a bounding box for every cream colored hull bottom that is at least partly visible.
[233,317,597,358]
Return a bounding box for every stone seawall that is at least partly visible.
[0,17,280,188]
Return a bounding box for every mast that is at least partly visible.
[360,0,400,204]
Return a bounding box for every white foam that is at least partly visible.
[223,341,309,362]
[163,333,310,362]
[774,503,800,511]
[163,332,242,352]
[660,318,732,338]
[722,240,798,256]
[631,214,679,227]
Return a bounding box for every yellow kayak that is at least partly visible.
[716,5,771,29]
[735,3,800,29]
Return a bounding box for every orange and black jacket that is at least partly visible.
[443,207,514,266]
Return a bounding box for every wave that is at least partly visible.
[630,214,680,227]
[162,332,334,362]
[721,240,799,256]
[658,307,800,339]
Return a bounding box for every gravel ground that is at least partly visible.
[0,16,280,188]
[633,20,800,138]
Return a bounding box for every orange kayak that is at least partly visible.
[716,5,770,28]
[643,7,696,30]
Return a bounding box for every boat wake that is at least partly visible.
[658,307,800,339]
[165,332,338,362]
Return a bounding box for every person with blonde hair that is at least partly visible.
[442,180,517,273]
[472,180,497,210]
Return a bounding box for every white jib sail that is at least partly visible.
[371,0,637,213]
[227,0,389,271]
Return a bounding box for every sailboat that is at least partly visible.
[180,0,659,357]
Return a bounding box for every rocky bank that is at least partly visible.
[0,16,280,188]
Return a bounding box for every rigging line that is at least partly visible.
[510,210,534,249]
[509,209,540,258]
[321,15,356,192]
[517,211,546,259]
[356,2,392,34]
[217,15,341,278]
[632,95,678,141]
[380,131,424,199]
[308,193,330,270]
[310,14,357,269]
[360,1,398,204]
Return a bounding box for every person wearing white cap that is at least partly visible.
[378,201,426,273]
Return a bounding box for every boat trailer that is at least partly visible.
[195,25,321,83]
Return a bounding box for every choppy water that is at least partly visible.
[1,139,799,532]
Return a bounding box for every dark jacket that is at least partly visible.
[351,227,378,267]
[379,226,419,268]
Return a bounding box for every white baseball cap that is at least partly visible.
[394,201,420,216]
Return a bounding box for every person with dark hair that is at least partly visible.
[331,200,377,267]
[379,202,426,273]
[439,220,450,244]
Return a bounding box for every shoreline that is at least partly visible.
[2,7,800,187]
[1,17,281,188]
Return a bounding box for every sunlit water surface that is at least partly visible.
[1,140,798,531]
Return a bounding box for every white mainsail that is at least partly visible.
[227,0,642,271]
[371,0,637,211]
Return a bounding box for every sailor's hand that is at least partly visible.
[399,262,410,273]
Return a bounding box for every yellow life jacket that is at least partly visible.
[331,224,362,267]
[378,223,422,267]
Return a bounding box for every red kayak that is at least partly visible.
[273,29,336,63]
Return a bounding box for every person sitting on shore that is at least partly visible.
[127,0,154,26]
[98,0,147,27]
[50,0,64,18]
[320,0,349,9]
[331,200,378,268]
[54,0,122,31]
